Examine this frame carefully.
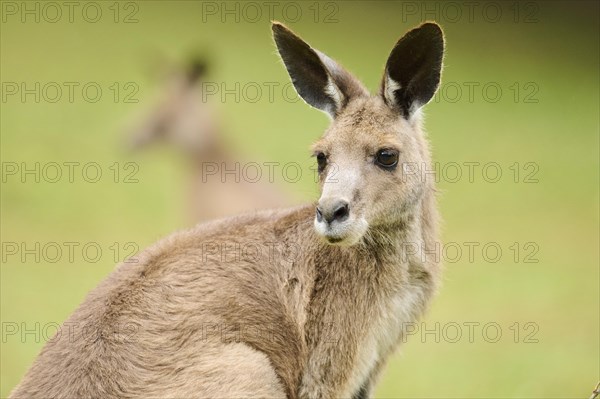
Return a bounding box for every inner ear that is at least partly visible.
[381,23,445,118]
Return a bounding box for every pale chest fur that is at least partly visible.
[298,230,437,398]
[341,279,428,396]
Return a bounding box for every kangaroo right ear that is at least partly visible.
[272,22,367,119]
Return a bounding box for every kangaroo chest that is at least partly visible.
[300,253,430,398]
[344,278,425,396]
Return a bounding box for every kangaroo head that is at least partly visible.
[273,22,444,246]
[127,57,220,157]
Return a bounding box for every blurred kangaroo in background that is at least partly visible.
[11,21,444,399]
[126,57,290,222]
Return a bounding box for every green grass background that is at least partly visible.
[1,1,598,397]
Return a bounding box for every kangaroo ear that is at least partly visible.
[272,22,367,118]
[380,22,444,119]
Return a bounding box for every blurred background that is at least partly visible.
[1,0,598,397]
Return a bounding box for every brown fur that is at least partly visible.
[11,22,444,399]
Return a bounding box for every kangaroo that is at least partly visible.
[125,57,290,223]
[11,21,444,399]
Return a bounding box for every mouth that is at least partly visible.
[313,215,368,246]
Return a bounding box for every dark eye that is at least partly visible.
[316,152,327,173]
[375,149,399,169]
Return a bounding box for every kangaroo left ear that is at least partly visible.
[380,22,445,119]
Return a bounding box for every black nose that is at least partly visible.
[316,201,349,224]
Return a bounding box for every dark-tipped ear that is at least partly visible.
[272,22,367,118]
[380,22,444,119]
[186,56,208,84]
